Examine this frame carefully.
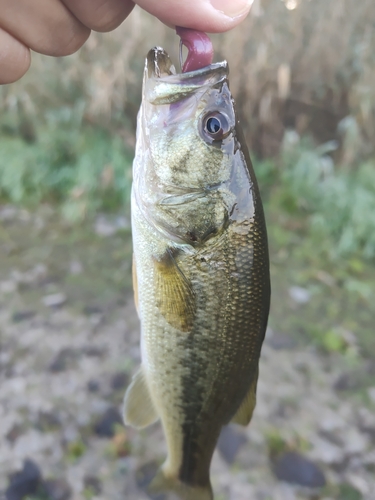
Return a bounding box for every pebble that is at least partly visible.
[319,410,346,433]
[343,429,368,455]
[333,372,363,392]
[0,280,17,294]
[6,424,24,444]
[12,311,36,323]
[49,348,77,372]
[289,286,311,304]
[94,407,123,438]
[83,475,102,495]
[135,462,166,500]
[266,329,296,350]
[94,215,130,237]
[367,387,375,403]
[42,293,67,308]
[310,437,345,466]
[87,379,100,393]
[271,451,326,488]
[81,345,105,358]
[13,430,55,458]
[69,260,83,275]
[110,372,129,391]
[357,409,375,441]
[217,425,248,464]
[346,473,370,495]
[0,205,18,221]
[44,478,72,500]
[5,459,41,500]
[36,411,61,431]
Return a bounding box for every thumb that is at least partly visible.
[134,0,253,33]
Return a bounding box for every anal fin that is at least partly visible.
[231,367,259,426]
[123,366,159,429]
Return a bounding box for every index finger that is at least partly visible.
[0,27,30,84]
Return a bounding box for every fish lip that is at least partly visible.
[146,46,228,83]
[146,47,175,79]
[144,47,229,105]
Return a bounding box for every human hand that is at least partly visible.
[0,0,253,84]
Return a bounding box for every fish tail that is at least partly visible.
[149,467,213,500]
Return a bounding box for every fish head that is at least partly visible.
[133,47,255,245]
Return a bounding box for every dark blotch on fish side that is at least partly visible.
[94,407,123,437]
[5,459,42,500]
[217,425,248,465]
[272,451,326,488]
[135,462,167,500]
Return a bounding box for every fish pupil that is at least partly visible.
[206,117,221,134]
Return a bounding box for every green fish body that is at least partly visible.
[124,47,270,500]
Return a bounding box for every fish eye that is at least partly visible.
[201,111,231,142]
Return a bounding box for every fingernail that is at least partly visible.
[210,0,253,18]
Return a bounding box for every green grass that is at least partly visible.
[252,135,375,356]
[0,107,133,221]
[255,134,375,262]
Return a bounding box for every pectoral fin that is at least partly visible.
[154,248,196,332]
[231,368,259,426]
[123,367,159,429]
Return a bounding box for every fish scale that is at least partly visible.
[123,39,270,500]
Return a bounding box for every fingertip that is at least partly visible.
[62,0,135,33]
[135,0,252,33]
[0,29,31,84]
[210,0,253,28]
[54,25,91,56]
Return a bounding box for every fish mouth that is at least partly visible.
[144,47,229,105]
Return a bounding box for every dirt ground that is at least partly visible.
[1,206,374,500]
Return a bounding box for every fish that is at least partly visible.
[123,30,270,500]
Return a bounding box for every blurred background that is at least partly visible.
[1,1,375,499]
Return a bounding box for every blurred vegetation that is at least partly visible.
[0,109,133,221]
[0,1,374,356]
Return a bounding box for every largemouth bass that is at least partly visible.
[124,31,270,500]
